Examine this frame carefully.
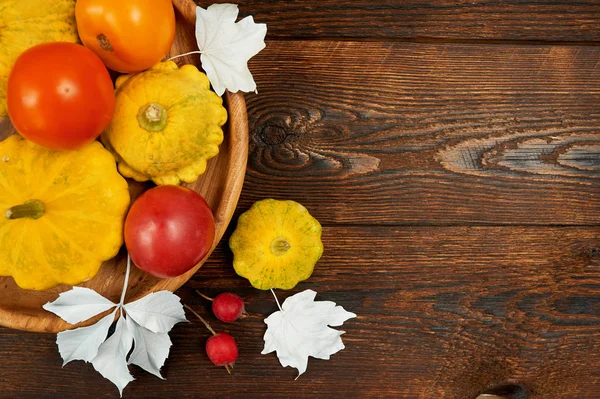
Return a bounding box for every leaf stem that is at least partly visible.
[167,50,203,61]
[195,290,214,302]
[270,289,283,311]
[184,304,217,336]
[119,255,131,308]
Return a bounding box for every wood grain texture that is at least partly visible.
[204,0,600,42]
[2,0,600,397]
[0,0,248,333]
[1,226,599,398]
[240,40,600,225]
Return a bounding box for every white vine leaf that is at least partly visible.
[195,3,267,96]
[91,315,135,397]
[262,289,357,378]
[124,290,188,334]
[126,316,172,379]
[43,256,187,396]
[56,309,117,366]
[43,286,116,325]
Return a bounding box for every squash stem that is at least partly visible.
[270,237,291,256]
[137,103,168,132]
[5,199,45,220]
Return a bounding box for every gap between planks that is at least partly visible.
[265,35,600,47]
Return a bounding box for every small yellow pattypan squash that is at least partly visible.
[0,136,130,290]
[103,61,227,186]
[0,0,79,116]
[230,199,323,290]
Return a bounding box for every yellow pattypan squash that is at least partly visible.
[0,136,130,290]
[102,61,228,186]
[230,199,323,290]
[0,0,79,117]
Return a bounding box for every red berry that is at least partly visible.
[212,293,246,323]
[206,332,238,367]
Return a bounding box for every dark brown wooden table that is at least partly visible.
[2,1,600,398]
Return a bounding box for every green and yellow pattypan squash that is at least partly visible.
[103,61,227,186]
[230,199,324,290]
[0,135,130,290]
[0,0,79,117]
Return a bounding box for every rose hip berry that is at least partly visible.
[184,304,239,373]
[212,293,246,323]
[206,332,238,368]
[196,290,248,323]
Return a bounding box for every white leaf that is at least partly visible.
[44,257,185,393]
[43,287,116,325]
[195,3,267,96]
[124,291,187,334]
[126,316,172,379]
[262,289,356,378]
[57,309,116,366]
[91,315,134,397]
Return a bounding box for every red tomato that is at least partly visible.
[76,0,176,73]
[125,186,216,279]
[6,42,115,150]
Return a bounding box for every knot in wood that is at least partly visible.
[258,124,291,146]
[478,382,529,399]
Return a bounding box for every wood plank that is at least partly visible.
[241,41,600,225]
[209,0,600,42]
[1,226,599,398]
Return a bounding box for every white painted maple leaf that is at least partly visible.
[43,256,187,397]
[195,3,267,96]
[262,289,356,378]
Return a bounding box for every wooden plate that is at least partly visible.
[0,0,248,333]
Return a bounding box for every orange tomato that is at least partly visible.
[7,43,115,150]
[75,0,176,73]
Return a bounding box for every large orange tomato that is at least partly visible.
[7,42,115,150]
[75,0,176,73]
